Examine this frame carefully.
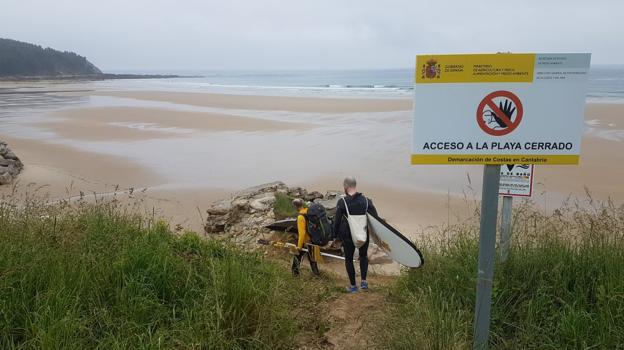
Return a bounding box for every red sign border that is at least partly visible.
[476,90,524,136]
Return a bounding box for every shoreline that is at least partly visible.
[0,73,198,82]
[1,88,623,234]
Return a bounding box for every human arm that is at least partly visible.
[333,199,344,240]
[296,214,306,249]
[367,198,379,217]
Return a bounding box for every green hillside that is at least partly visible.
[0,38,101,77]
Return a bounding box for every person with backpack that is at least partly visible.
[291,198,321,277]
[333,176,378,293]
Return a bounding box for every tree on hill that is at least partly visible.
[0,38,102,77]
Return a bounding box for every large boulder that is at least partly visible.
[313,190,343,216]
[204,182,289,235]
[204,182,332,237]
[0,141,23,185]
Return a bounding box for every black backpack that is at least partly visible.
[303,203,333,245]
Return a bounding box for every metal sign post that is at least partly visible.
[473,164,501,349]
[412,53,591,350]
[499,195,513,262]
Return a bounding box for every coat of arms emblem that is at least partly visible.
[421,59,441,79]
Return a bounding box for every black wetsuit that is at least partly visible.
[333,192,378,286]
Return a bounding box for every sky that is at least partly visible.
[1,0,622,71]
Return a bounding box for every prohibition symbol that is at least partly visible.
[476,90,523,136]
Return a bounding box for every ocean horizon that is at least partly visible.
[101,66,624,102]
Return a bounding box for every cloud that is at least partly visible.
[1,0,621,70]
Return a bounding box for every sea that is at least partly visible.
[101,65,624,102]
[1,65,623,214]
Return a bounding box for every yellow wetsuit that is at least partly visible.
[296,207,309,249]
[292,207,320,276]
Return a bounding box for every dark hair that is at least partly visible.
[292,198,304,209]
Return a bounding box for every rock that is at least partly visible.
[287,187,303,198]
[205,182,285,237]
[231,198,249,208]
[249,193,276,211]
[0,172,12,185]
[314,190,342,214]
[313,198,339,214]
[324,190,342,200]
[367,243,393,264]
[0,141,22,185]
[234,181,287,198]
[7,164,21,176]
[3,151,17,160]
[303,190,324,202]
[206,200,232,215]
[286,187,324,202]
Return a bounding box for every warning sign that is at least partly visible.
[476,91,523,136]
[411,53,591,165]
[499,164,534,197]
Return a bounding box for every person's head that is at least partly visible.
[292,198,304,210]
[343,176,357,195]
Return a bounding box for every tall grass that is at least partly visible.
[0,192,319,349]
[380,198,624,349]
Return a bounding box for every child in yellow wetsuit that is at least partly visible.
[291,199,320,276]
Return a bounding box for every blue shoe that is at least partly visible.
[346,285,358,293]
[361,281,369,290]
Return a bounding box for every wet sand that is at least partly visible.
[0,134,160,190]
[44,106,313,141]
[1,88,623,235]
[92,90,412,113]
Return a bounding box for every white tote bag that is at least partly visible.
[342,197,368,248]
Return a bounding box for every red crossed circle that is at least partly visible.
[476,90,523,136]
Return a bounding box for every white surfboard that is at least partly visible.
[367,213,424,268]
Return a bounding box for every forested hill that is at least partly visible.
[0,38,102,77]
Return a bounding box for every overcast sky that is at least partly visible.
[1,0,622,71]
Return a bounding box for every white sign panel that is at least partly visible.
[412,53,591,165]
[499,164,534,197]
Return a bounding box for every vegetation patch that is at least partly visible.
[378,200,624,349]
[273,192,298,219]
[0,196,328,349]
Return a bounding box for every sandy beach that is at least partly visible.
[1,86,623,234]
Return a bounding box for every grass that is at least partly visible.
[379,198,624,349]
[273,192,298,220]
[0,192,329,349]
[5,185,622,349]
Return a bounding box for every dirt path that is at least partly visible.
[322,289,386,349]
[298,274,394,350]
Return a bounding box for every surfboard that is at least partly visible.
[367,213,424,268]
[265,218,298,233]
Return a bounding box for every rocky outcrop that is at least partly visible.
[204,181,393,265]
[204,181,326,239]
[0,141,23,185]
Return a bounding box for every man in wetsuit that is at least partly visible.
[333,176,378,292]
